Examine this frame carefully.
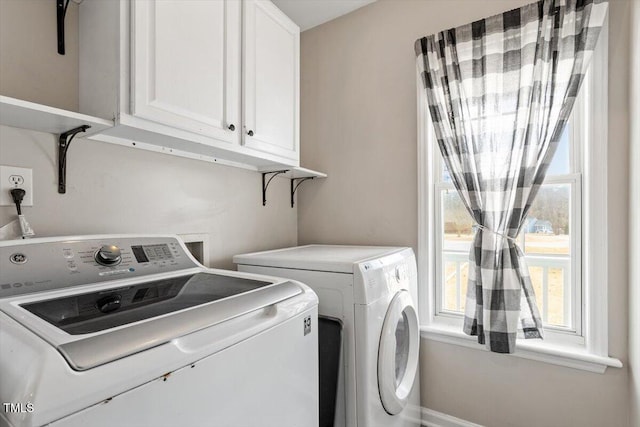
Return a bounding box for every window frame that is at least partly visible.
[416,16,621,372]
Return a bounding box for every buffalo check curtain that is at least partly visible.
[415,0,608,353]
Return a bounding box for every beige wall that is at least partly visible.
[0,127,297,269]
[0,0,78,111]
[299,0,631,426]
[0,0,297,268]
[629,0,640,424]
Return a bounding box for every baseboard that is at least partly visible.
[421,407,484,427]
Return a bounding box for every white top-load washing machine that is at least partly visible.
[234,245,421,427]
[0,235,318,427]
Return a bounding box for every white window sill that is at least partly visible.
[420,324,623,373]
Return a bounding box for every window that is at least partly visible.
[417,19,621,372]
[434,119,581,340]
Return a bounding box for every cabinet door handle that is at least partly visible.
[228,124,235,131]
[247,130,254,136]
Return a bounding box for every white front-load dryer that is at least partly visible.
[234,245,421,427]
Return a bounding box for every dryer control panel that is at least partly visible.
[0,236,199,298]
[354,248,417,305]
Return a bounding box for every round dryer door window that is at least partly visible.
[377,291,419,415]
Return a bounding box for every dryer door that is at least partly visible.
[377,290,419,415]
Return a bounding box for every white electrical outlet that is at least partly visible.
[0,166,33,207]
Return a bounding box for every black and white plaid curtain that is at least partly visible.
[415,0,608,353]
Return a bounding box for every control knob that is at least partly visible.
[95,245,122,266]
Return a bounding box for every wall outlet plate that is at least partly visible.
[0,166,33,207]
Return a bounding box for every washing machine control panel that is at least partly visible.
[0,236,199,298]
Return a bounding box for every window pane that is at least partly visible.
[443,257,468,313]
[442,161,452,183]
[547,125,571,176]
[522,184,571,255]
[441,190,472,314]
[526,262,571,328]
[439,186,574,329]
[521,183,572,329]
[441,125,570,182]
[547,267,567,327]
[441,190,473,252]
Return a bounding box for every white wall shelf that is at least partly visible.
[0,95,113,136]
[260,166,326,207]
[0,95,114,194]
[0,95,323,201]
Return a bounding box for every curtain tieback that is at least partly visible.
[474,223,517,243]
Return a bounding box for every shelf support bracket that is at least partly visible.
[290,177,314,208]
[58,125,90,194]
[262,170,289,206]
[57,0,70,55]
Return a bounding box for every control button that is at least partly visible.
[1,284,11,290]
[9,253,27,265]
[62,249,74,259]
[96,294,122,313]
[12,283,22,288]
[67,261,78,271]
[95,245,122,266]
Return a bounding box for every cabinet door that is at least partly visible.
[131,0,241,144]
[243,0,299,162]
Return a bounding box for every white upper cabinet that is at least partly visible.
[79,0,300,169]
[243,0,300,162]
[131,0,241,144]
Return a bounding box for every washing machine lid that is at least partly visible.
[21,272,273,335]
[233,245,407,274]
[3,273,302,371]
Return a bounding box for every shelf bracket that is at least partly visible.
[262,170,289,206]
[290,177,314,208]
[58,125,90,194]
[56,0,70,55]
